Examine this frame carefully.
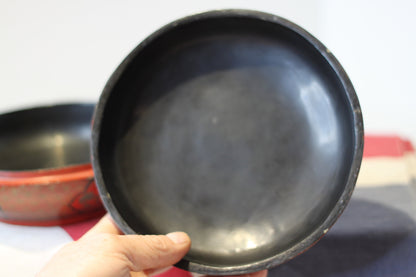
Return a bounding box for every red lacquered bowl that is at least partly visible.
[0,104,104,226]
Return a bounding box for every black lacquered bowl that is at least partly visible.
[92,10,364,275]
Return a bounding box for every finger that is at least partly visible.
[82,214,123,238]
[130,266,170,277]
[130,272,147,277]
[144,266,171,276]
[118,232,191,272]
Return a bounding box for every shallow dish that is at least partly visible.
[92,10,363,275]
[0,104,104,226]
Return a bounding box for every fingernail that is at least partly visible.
[166,232,189,244]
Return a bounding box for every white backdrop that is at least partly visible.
[1,0,415,140]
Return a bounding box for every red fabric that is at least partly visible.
[363,135,415,158]
[403,139,415,153]
[61,217,100,240]
[158,268,192,277]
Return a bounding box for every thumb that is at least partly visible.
[118,232,191,272]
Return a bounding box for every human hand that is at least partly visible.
[37,214,267,277]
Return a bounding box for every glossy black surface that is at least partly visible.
[92,10,363,275]
[0,104,93,171]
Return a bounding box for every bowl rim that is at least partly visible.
[0,164,94,185]
[91,9,364,275]
[0,102,95,182]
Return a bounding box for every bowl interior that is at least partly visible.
[96,14,357,270]
[0,104,93,171]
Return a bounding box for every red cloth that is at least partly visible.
[363,135,414,157]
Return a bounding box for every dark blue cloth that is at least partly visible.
[269,185,416,277]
